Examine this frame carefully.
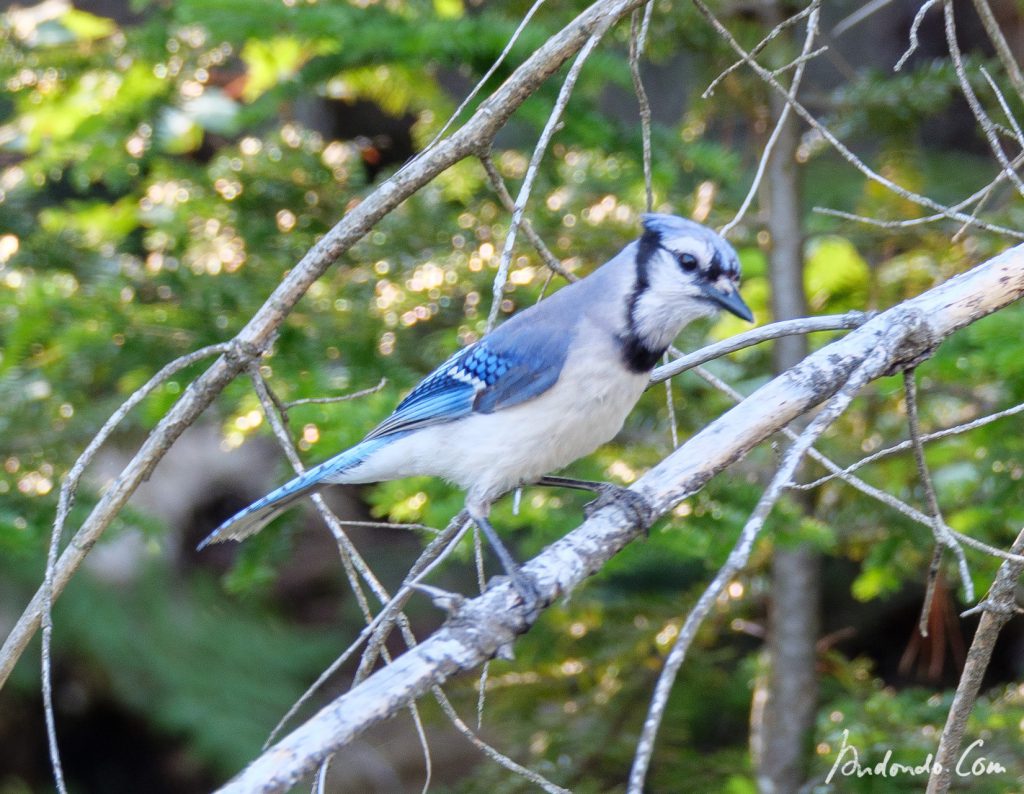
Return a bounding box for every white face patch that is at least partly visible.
[630,247,716,350]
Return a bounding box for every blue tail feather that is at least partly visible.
[196,436,391,549]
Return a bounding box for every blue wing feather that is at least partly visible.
[364,322,569,440]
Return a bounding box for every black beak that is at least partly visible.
[701,281,754,322]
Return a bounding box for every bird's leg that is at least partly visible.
[535,475,654,532]
[467,509,540,616]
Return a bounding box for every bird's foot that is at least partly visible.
[471,512,543,621]
[584,484,654,534]
[508,568,543,621]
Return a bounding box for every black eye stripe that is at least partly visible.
[664,244,741,282]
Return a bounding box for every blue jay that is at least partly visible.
[199,214,753,607]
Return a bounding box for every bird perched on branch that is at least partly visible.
[199,213,753,610]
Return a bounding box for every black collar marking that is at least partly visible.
[618,228,669,373]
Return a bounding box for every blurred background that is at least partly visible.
[2,0,1024,791]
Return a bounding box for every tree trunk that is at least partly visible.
[752,31,821,792]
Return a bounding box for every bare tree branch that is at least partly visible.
[213,244,1024,794]
[0,0,650,692]
[650,312,869,384]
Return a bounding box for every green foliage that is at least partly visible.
[3,0,1024,790]
[813,660,1024,793]
[59,570,340,772]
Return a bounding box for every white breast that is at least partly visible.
[341,318,649,508]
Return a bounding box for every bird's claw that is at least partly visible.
[584,484,654,535]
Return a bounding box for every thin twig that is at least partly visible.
[895,0,941,71]
[815,150,1024,237]
[41,341,231,794]
[472,523,488,728]
[903,368,972,622]
[629,4,655,212]
[433,685,570,794]
[979,65,1024,151]
[771,45,829,77]
[832,0,893,37]
[650,312,868,385]
[488,30,607,330]
[926,526,1024,794]
[404,0,548,167]
[330,519,440,534]
[629,333,900,793]
[662,352,679,448]
[720,0,820,236]
[795,400,1024,490]
[479,153,576,282]
[282,378,388,410]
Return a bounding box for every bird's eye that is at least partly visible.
[678,253,698,272]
